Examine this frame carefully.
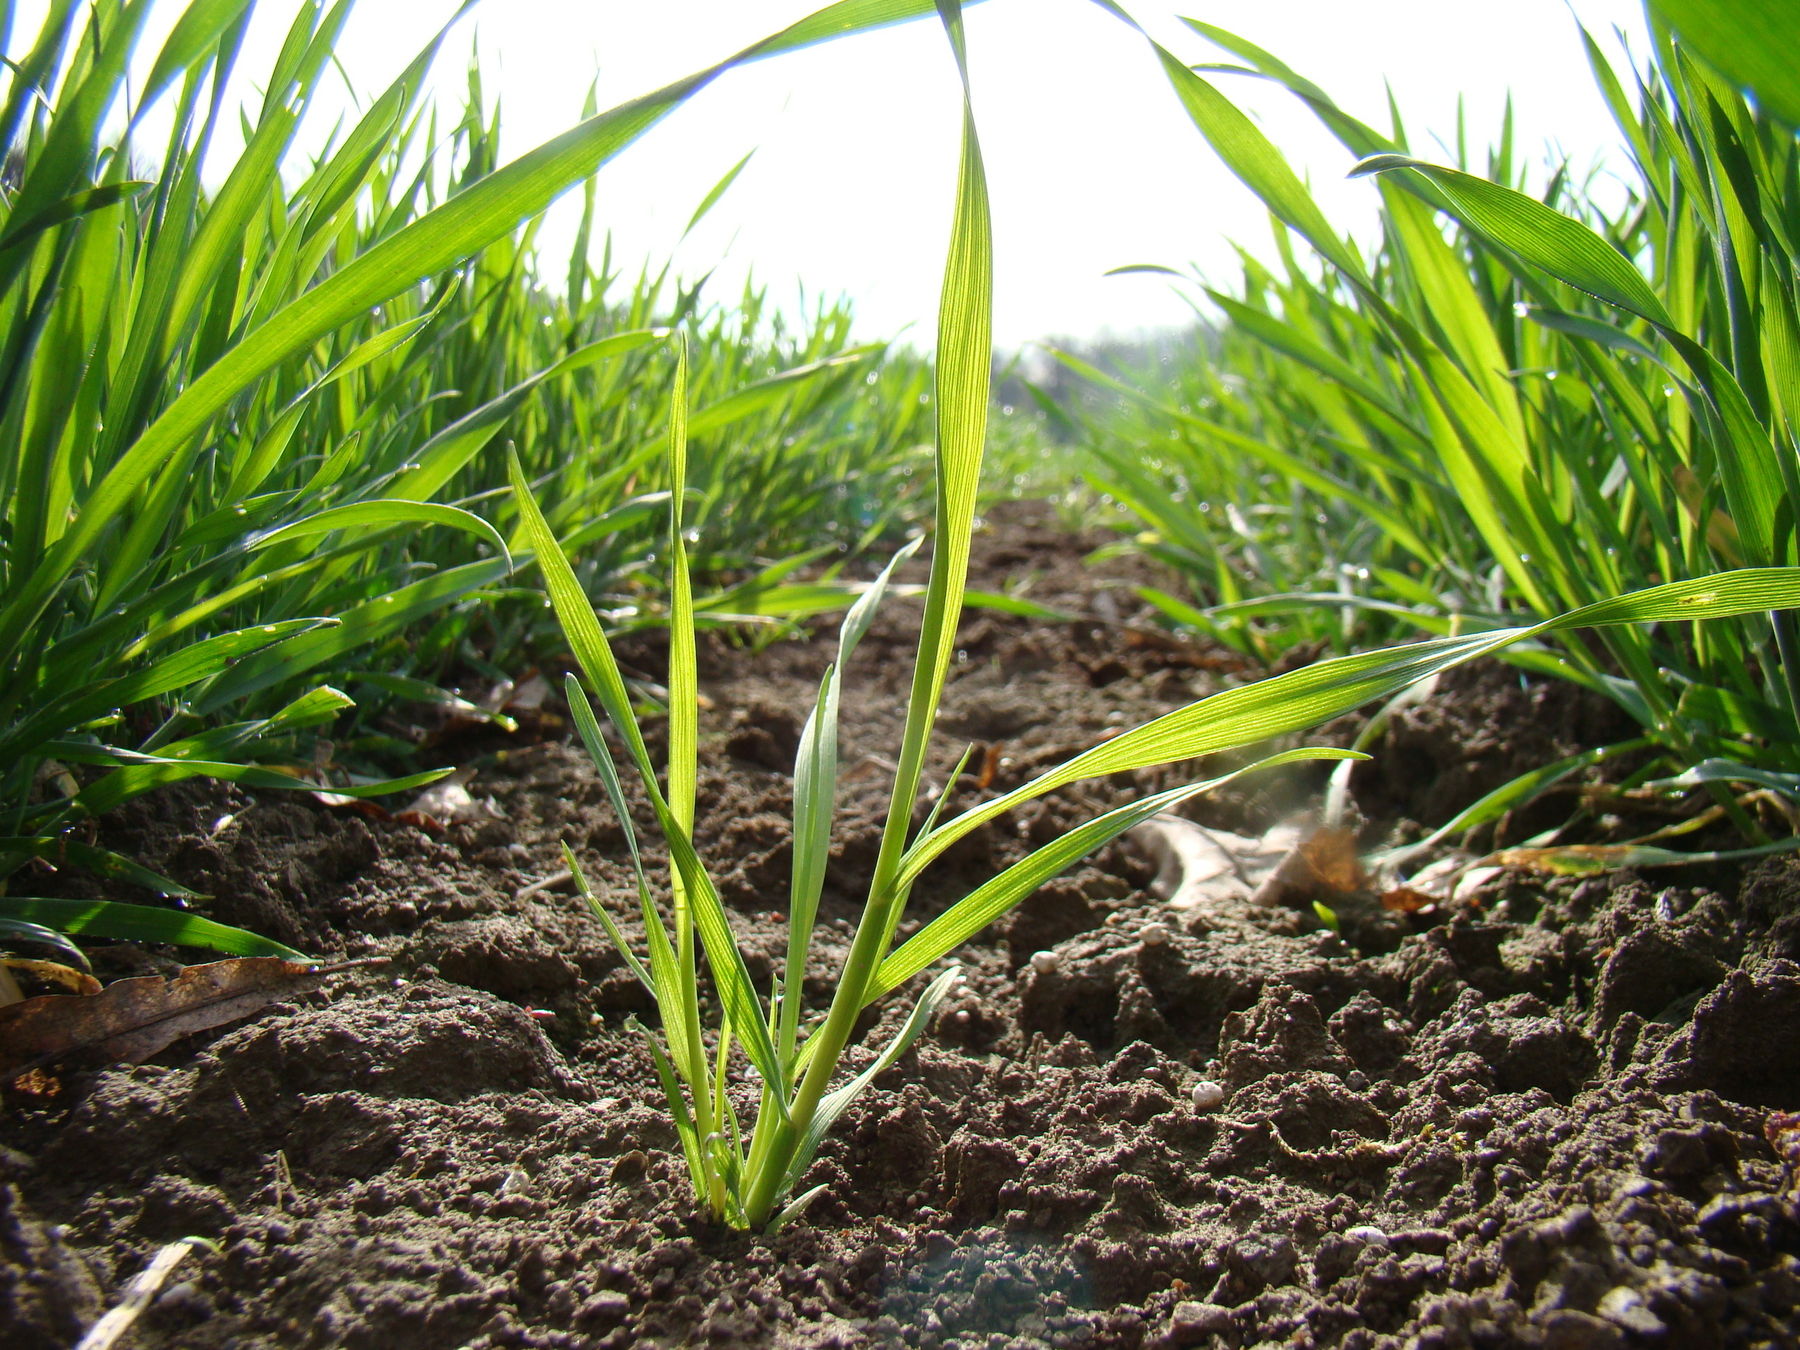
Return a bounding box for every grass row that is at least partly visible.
[1072,3,1800,839]
[0,0,951,932]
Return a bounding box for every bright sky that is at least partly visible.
[12,0,1651,351]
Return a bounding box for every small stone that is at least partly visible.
[576,1290,631,1327]
[1172,1302,1233,1331]
[1140,923,1170,947]
[1030,950,1061,975]
[1190,1080,1226,1111]
[1597,1285,1665,1337]
[1157,1300,1234,1347]
[1343,1225,1389,1246]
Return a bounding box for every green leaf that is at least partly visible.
[132,0,259,129]
[0,837,204,899]
[686,350,877,437]
[247,500,510,567]
[0,897,309,960]
[0,179,151,252]
[0,619,333,768]
[871,748,1356,1000]
[1649,0,1800,128]
[563,684,695,1085]
[1653,758,1800,798]
[392,329,667,504]
[683,149,756,238]
[510,452,657,784]
[0,919,90,968]
[780,966,961,1199]
[900,569,1800,891]
[1350,154,1674,329]
[1135,36,1363,282]
[781,538,922,1058]
[68,759,448,820]
[188,560,510,714]
[1351,153,1787,567]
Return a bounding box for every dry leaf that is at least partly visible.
[481,675,519,712]
[503,672,552,713]
[1252,826,1366,910]
[1130,817,1305,910]
[1379,886,1438,915]
[34,758,78,799]
[2,1066,65,1105]
[2,959,102,997]
[309,790,392,821]
[974,742,1003,792]
[1489,843,1644,875]
[1299,828,1365,892]
[404,774,503,827]
[0,958,327,1078]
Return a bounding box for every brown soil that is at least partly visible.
[4,501,1798,1349]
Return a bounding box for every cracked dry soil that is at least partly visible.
[4,501,1799,1349]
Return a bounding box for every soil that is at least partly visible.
[4,500,1799,1349]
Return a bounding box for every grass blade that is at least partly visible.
[900,569,1800,891]
[1350,154,1674,327]
[870,748,1356,1001]
[0,897,309,960]
[1649,0,1800,127]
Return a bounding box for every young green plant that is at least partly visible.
[514,2,1800,1230]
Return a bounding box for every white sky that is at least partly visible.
[10,0,1652,351]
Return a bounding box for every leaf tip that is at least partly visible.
[1348,152,1419,179]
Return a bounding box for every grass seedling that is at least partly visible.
[515,3,1800,1230]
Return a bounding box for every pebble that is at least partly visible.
[1190,1080,1226,1111]
[577,1290,631,1327]
[1598,1288,1663,1346]
[1165,1301,1234,1341]
[1343,1225,1390,1246]
[1140,923,1170,947]
[1030,950,1060,975]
